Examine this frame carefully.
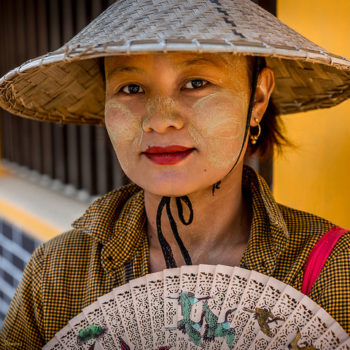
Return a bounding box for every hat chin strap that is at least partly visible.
[156,196,193,268]
[156,58,262,269]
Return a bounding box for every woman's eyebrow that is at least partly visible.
[109,65,145,77]
[176,56,229,68]
[108,55,228,77]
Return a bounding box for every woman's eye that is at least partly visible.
[184,79,209,89]
[121,84,144,94]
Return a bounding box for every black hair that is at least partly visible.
[246,57,292,159]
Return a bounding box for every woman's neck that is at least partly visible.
[144,163,252,269]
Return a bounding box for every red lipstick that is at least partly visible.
[143,145,194,165]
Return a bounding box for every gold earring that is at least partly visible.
[250,118,261,145]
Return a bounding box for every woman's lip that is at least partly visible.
[144,145,192,153]
[143,147,194,165]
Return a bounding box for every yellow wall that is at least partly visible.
[274,0,350,228]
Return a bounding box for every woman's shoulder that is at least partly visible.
[277,202,336,237]
[40,183,143,253]
[23,230,97,282]
[276,202,350,262]
[39,228,95,256]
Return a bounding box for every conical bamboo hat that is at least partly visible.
[1,0,350,125]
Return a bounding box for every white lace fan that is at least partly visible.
[43,265,349,350]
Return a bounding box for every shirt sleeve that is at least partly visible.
[310,239,350,335]
[0,244,45,349]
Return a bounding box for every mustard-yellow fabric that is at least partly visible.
[1,166,349,348]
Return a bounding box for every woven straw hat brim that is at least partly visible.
[1,0,350,125]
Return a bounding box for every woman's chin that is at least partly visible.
[128,168,223,197]
[139,177,216,198]
[134,178,194,197]
[143,184,195,197]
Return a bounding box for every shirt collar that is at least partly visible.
[241,165,289,274]
[72,166,289,274]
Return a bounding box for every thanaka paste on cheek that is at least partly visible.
[189,91,248,169]
[105,100,144,172]
[105,101,140,143]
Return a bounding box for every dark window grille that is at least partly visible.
[0,0,275,197]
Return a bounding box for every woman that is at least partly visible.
[0,0,349,347]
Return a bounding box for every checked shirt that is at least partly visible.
[1,166,349,348]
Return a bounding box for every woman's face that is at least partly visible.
[104,53,253,196]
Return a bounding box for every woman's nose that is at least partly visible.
[142,96,184,133]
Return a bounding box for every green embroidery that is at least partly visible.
[203,301,236,348]
[176,291,208,346]
[174,291,236,348]
[77,324,105,343]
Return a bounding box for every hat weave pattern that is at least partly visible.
[1,0,350,124]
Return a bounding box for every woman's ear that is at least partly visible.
[250,67,275,126]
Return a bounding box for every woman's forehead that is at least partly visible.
[105,52,250,76]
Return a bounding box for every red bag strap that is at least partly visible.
[302,225,349,295]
